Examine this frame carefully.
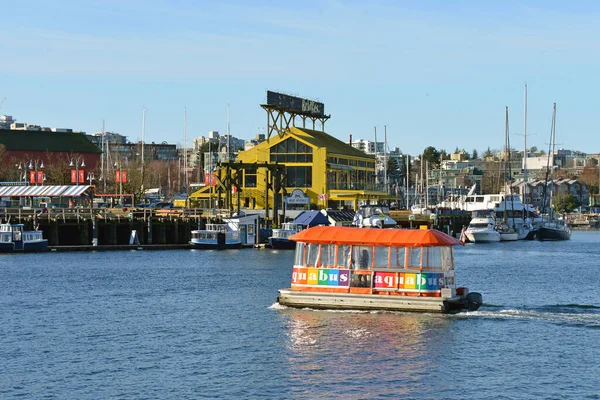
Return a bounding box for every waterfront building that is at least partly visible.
[0,128,101,185]
[189,126,386,211]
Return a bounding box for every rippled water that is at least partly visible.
[1,231,600,399]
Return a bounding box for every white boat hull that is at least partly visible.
[465,231,501,243]
[499,232,518,241]
[278,289,469,314]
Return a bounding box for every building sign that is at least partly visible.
[286,189,310,205]
[266,91,325,118]
[292,267,350,287]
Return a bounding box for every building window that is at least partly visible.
[270,138,313,163]
[286,166,312,188]
[245,167,257,187]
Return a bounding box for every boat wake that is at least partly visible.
[463,303,600,328]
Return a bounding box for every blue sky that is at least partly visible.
[2,0,599,155]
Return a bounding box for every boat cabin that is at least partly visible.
[288,226,458,296]
[271,223,304,240]
[191,223,241,242]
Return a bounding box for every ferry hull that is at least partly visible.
[0,240,48,253]
[189,241,242,250]
[268,238,296,250]
[277,289,474,314]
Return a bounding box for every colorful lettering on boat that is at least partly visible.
[292,267,350,287]
[373,272,445,291]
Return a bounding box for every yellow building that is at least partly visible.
[190,126,388,212]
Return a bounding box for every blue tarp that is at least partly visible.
[293,210,331,227]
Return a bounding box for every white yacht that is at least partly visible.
[352,204,397,228]
[464,210,501,243]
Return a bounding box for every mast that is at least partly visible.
[374,126,378,190]
[101,120,106,193]
[541,104,556,217]
[384,125,388,192]
[227,104,231,161]
[141,108,146,200]
[184,106,188,194]
[523,83,528,203]
[549,103,557,220]
[503,107,508,223]
[506,107,516,228]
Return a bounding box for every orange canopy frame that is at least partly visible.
[289,226,462,247]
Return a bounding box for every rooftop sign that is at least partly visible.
[266,91,325,118]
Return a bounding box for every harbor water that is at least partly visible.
[1,231,600,399]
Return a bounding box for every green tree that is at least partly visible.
[553,193,580,213]
[386,156,399,179]
[439,149,448,162]
[471,149,479,160]
[483,147,493,159]
[422,146,441,168]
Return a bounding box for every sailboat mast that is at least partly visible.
[101,120,105,193]
[384,125,388,191]
[549,103,557,219]
[184,106,188,194]
[523,83,528,202]
[503,107,508,223]
[506,108,516,228]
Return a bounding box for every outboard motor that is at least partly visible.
[465,292,483,311]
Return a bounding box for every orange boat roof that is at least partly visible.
[289,226,461,247]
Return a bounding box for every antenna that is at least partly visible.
[0,97,6,114]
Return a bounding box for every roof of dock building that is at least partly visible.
[287,126,374,159]
[0,129,101,153]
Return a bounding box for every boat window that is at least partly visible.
[407,247,422,268]
[442,247,454,270]
[306,243,320,267]
[389,247,406,268]
[337,245,352,268]
[353,245,372,269]
[13,231,22,241]
[424,247,443,270]
[294,242,306,266]
[320,244,337,267]
[373,246,389,268]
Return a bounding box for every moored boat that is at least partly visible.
[464,210,501,243]
[190,223,242,250]
[537,220,571,241]
[268,222,304,249]
[0,223,48,253]
[277,226,482,314]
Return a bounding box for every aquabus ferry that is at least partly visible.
[277,226,482,314]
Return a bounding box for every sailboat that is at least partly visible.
[537,103,571,241]
[496,107,519,241]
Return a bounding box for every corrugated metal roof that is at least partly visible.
[0,185,91,197]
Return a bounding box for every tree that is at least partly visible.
[553,193,580,213]
[579,166,600,195]
[386,156,399,180]
[439,149,448,162]
[422,146,441,168]
[483,147,493,159]
[471,149,479,160]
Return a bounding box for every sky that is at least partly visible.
[2,0,600,155]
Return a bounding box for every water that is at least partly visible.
[1,232,600,399]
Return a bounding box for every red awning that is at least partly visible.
[289,226,461,247]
